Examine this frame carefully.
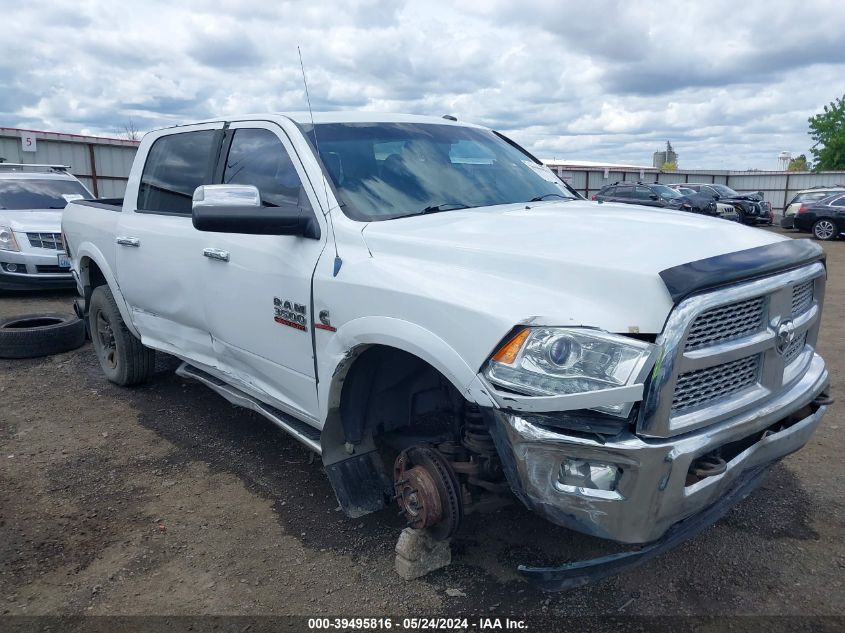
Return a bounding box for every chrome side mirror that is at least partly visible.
[192,184,260,209]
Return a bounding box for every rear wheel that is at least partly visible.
[89,285,155,385]
[812,219,837,241]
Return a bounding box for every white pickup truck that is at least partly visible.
[62,113,831,589]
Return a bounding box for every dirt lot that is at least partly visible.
[1,228,843,626]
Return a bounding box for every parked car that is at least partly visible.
[738,190,773,225]
[793,192,845,240]
[679,183,769,225]
[782,186,845,229]
[0,163,92,291]
[594,182,688,209]
[62,113,830,590]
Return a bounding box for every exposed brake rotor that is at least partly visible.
[393,446,463,540]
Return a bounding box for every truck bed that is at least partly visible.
[73,198,123,212]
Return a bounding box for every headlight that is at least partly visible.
[0,226,20,252]
[484,327,655,417]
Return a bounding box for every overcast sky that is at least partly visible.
[2,0,843,169]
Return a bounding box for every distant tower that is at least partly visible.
[653,141,678,168]
[778,151,792,170]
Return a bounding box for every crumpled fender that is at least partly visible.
[318,315,498,421]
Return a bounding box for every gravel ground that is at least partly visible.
[1,227,843,626]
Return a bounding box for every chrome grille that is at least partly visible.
[684,296,765,350]
[791,281,814,317]
[639,261,826,438]
[783,332,807,366]
[672,355,760,412]
[26,232,64,250]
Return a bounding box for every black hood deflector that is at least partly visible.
[660,239,825,304]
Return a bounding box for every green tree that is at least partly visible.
[787,154,809,171]
[808,94,845,170]
[661,161,677,171]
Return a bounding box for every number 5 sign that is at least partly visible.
[20,131,37,152]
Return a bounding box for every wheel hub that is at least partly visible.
[95,310,117,368]
[394,446,462,540]
[816,221,834,239]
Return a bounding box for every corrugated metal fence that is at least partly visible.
[0,127,139,198]
[548,165,845,214]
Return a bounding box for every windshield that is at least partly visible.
[711,184,739,197]
[304,122,577,221]
[0,179,90,210]
[651,185,682,199]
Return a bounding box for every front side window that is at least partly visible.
[223,128,312,211]
[303,122,576,221]
[634,186,653,200]
[0,179,90,210]
[137,130,217,214]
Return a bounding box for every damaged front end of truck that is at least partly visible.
[474,239,832,589]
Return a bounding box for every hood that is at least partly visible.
[1,209,63,232]
[721,193,757,203]
[360,199,785,334]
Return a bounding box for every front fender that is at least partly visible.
[317,315,497,422]
[76,243,141,339]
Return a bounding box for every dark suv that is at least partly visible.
[594,182,686,209]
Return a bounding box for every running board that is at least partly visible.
[175,363,322,454]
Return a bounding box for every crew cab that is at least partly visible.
[62,113,831,590]
[0,163,92,290]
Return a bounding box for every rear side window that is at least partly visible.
[599,186,615,196]
[797,191,841,203]
[831,196,845,207]
[137,130,217,214]
[223,128,312,211]
[615,185,633,198]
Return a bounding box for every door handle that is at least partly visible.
[203,248,230,262]
[116,237,140,247]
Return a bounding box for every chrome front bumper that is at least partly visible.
[488,353,829,544]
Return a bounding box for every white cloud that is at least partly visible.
[1,0,843,168]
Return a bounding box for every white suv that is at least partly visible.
[0,164,92,291]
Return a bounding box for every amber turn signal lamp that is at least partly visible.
[491,329,530,365]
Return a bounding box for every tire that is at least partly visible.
[812,219,837,241]
[0,313,85,359]
[89,285,155,385]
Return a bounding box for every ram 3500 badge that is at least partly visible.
[62,113,831,590]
